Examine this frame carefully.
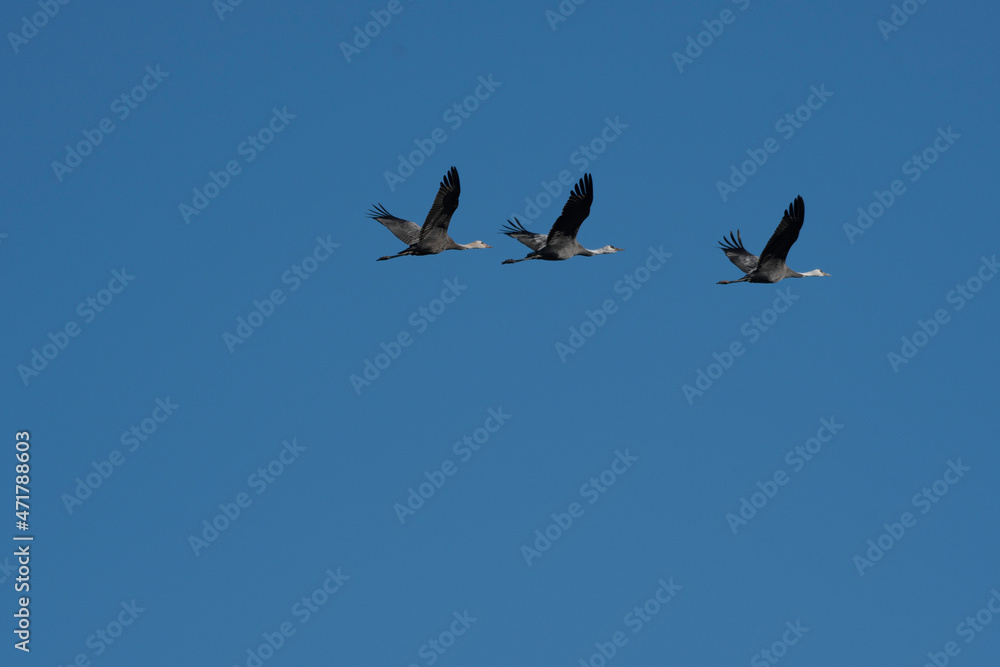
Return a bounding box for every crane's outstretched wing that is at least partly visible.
[759,195,804,263]
[418,166,461,243]
[369,204,421,246]
[545,174,593,245]
[718,230,758,273]
[500,218,547,251]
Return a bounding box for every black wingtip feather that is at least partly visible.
[443,166,460,192]
[786,195,804,221]
[368,203,392,220]
[500,217,532,236]
[718,230,746,252]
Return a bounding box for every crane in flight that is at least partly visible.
[500,174,623,264]
[716,195,829,284]
[370,167,491,261]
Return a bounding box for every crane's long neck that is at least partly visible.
[799,269,826,277]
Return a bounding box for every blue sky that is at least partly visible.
[4,0,1000,665]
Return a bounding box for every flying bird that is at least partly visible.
[716,195,829,284]
[369,167,490,261]
[500,174,623,265]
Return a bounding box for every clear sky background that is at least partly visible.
[4,1,1000,665]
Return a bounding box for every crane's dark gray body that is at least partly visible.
[717,196,828,284]
[370,167,490,261]
[500,174,622,264]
